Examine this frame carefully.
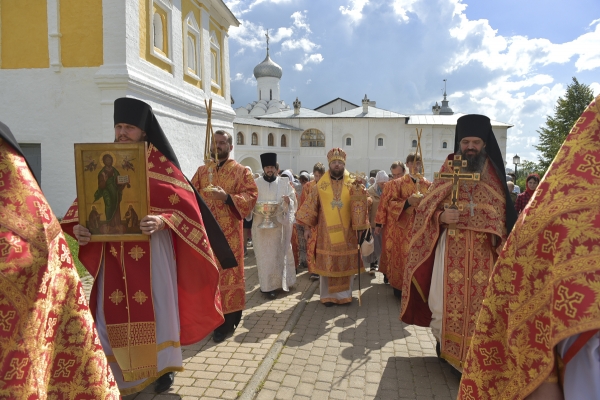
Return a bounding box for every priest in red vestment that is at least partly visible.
[62,98,236,395]
[400,114,517,373]
[459,95,600,400]
[0,121,120,398]
[375,154,430,298]
[191,130,258,343]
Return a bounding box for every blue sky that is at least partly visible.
[226,0,600,165]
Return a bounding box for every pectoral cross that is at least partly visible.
[467,193,477,216]
[434,155,480,236]
[331,199,343,210]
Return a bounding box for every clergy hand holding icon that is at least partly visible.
[73,213,165,244]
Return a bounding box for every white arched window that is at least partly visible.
[442,141,448,149]
[281,135,287,147]
[183,12,201,79]
[301,129,325,147]
[346,137,352,146]
[149,0,173,66]
[412,139,417,147]
[237,132,244,145]
[268,133,274,146]
[153,13,164,51]
[210,31,221,88]
[378,138,384,147]
[252,133,258,145]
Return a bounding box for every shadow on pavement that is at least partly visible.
[376,356,460,399]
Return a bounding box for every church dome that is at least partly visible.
[253,53,283,79]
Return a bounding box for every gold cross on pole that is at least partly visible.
[434,155,480,236]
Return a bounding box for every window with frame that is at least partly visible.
[268,133,274,146]
[377,138,384,147]
[252,133,258,145]
[237,132,244,145]
[150,0,172,64]
[345,137,352,146]
[301,129,325,147]
[281,135,287,147]
[210,30,221,87]
[412,139,417,147]
[442,141,448,149]
[183,12,201,79]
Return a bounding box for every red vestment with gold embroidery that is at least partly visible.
[299,180,318,273]
[62,145,223,387]
[459,95,600,399]
[375,175,431,290]
[0,138,120,398]
[400,156,507,371]
[191,159,258,314]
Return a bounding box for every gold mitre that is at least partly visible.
[327,147,346,163]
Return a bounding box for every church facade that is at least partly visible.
[234,51,512,179]
[0,0,238,215]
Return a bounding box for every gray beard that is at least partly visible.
[459,148,487,173]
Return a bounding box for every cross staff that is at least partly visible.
[434,155,480,236]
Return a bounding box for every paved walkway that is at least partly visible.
[81,246,460,399]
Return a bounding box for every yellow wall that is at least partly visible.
[60,0,103,67]
[139,0,172,74]
[1,0,49,69]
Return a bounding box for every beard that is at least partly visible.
[263,170,277,182]
[459,147,487,173]
[210,149,229,161]
[330,168,344,179]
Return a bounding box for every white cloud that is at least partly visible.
[294,64,303,71]
[590,82,600,96]
[270,27,294,42]
[306,79,312,84]
[282,38,320,52]
[291,11,311,33]
[391,0,419,22]
[233,73,244,81]
[304,53,324,64]
[339,0,369,23]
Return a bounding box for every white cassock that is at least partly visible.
[95,230,182,392]
[557,331,600,399]
[251,176,297,292]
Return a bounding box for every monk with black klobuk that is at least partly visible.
[62,98,237,395]
[400,114,517,373]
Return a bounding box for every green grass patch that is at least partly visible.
[64,233,89,278]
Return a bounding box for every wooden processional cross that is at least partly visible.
[434,155,480,236]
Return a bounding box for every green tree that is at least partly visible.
[535,77,594,172]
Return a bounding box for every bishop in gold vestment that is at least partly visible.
[297,148,368,305]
